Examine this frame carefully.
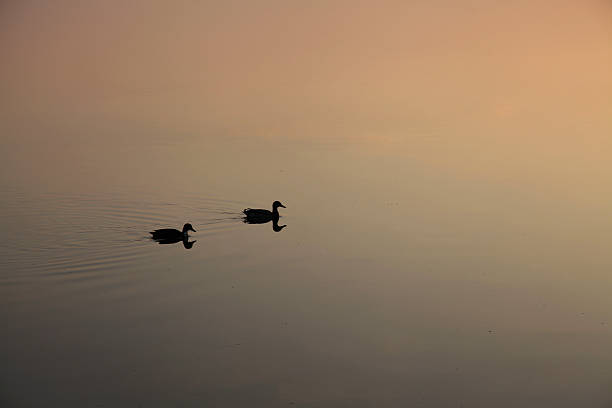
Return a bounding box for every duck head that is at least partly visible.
[182,223,196,234]
[273,201,286,210]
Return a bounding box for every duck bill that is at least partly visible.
[190,227,197,232]
[280,204,286,208]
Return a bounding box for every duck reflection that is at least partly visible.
[152,236,197,249]
[272,219,286,232]
[243,216,286,232]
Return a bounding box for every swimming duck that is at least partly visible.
[243,201,286,223]
[150,223,196,240]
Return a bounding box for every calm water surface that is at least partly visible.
[2,1,612,407]
[3,134,612,407]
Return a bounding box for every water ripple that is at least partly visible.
[0,190,245,285]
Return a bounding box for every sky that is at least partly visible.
[1,0,611,196]
[2,0,610,134]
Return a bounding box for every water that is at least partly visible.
[4,135,612,407]
[2,1,612,407]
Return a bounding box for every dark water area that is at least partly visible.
[3,134,612,407]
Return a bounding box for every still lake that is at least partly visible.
[2,129,612,407]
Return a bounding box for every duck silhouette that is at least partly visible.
[243,201,286,222]
[150,223,197,248]
[243,201,287,232]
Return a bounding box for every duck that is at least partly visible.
[150,223,196,240]
[243,201,286,223]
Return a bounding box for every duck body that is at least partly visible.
[243,201,286,223]
[242,208,276,222]
[150,229,184,240]
[150,223,196,240]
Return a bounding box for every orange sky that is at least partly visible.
[1,1,611,198]
[2,0,610,133]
